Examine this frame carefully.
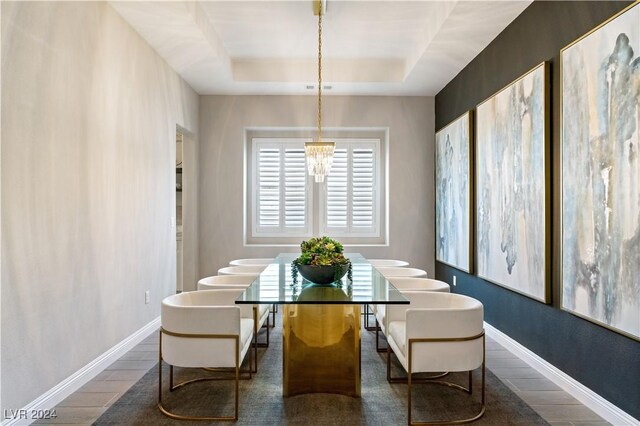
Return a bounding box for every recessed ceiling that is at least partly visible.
[110,1,531,96]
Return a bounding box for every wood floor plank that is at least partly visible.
[129,343,158,352]
[489,367,545,379]
[118,351,157,361]
[105,369,149,381]
[486,349,518,359]
[91,371,113,381]
[530,405,606,422]
[79,380,137,393]
[507,378,562,391]
[57,392,119,408]
[486,357,530,369]
[105,360,156,370]
[515,390,581,405]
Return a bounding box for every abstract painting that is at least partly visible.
[436,112,472,272]
[476,62,549,302]
[561,3,640,340]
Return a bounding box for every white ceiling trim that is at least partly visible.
[110,0,532,96]
[232,58,405,82]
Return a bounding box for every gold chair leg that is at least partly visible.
[235,346,239,421]
[158,330,243,421]
[254,315,270,348]
[270,304,277,327]
[386,345,447,383]
[251,307,261,373]
[266,315,270,345]
[387,342,392,382]
[364,304,378,331]
[169,365,174,390]
[376,322,388,353]
[252,305,270,363]
[253,325,258,374]
[405,335,486,425]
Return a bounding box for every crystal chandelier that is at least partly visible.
[305,0,334,183]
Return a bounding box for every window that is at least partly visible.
[252,139,312,237]
[247,131,386,245]
[320,140,380,237]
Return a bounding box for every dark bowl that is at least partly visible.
[297,262,349,285]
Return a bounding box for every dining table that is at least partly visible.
[236,253,409,397]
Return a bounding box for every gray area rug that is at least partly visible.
[94,312,548,425]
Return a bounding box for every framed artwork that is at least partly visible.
[435,111,473,273]
[476,62,550,302]
[561,3,640,340]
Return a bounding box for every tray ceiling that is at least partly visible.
[110,1,531,95]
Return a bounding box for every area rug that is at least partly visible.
[94,312,548,425]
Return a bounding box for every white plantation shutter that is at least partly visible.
[284,148,307,227]
[322,140,380,236]
[326,149,348,227]
[352,148,375,228]
[253,139,311,236]
[258,147,280,228]
[250,136,382,242]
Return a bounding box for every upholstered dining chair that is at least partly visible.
[374,266,428,336]
[376,266,428,278]
[368,259,410,267]
[217,265,267,275]
[159,289,255,421]
[198,274,257,287]
[362,259,410,330]
[385,291,485,425]
[387,277,450,292]
[229,258,274,266]
[226,259,279,319]
[374,278,450,353]
[198,275,271,355]
[215,265,277,327]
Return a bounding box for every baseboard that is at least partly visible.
[484,322,639,426]
[1,317,160,426]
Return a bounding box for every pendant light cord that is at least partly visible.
[317,10,322,142]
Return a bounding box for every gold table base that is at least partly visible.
[283,304,361,397]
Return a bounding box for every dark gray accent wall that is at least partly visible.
[435,1,639,419]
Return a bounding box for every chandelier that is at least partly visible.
[305,0,335,183]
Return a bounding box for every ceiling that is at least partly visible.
[110,1,532,96]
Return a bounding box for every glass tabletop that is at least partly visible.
[236,253,409,305]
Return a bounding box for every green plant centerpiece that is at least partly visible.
[291,236,352,285]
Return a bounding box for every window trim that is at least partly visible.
[244,127,389,247]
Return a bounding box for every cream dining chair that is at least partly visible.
[376,266,428,278]
[216,265,277,327]
[217,265,267,275]
[198,274,257,287]
[227,259,279,318]
[229,258,274,266]
[385,291,485,425]
[371,267,427,333]
[363,259,410,330]
[159,289,255,421]
[198,275,270,357]
[368,259,410,267]
[374,278,450,353]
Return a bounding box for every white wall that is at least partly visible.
[1,2,198,413]
[199,95,434,279]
